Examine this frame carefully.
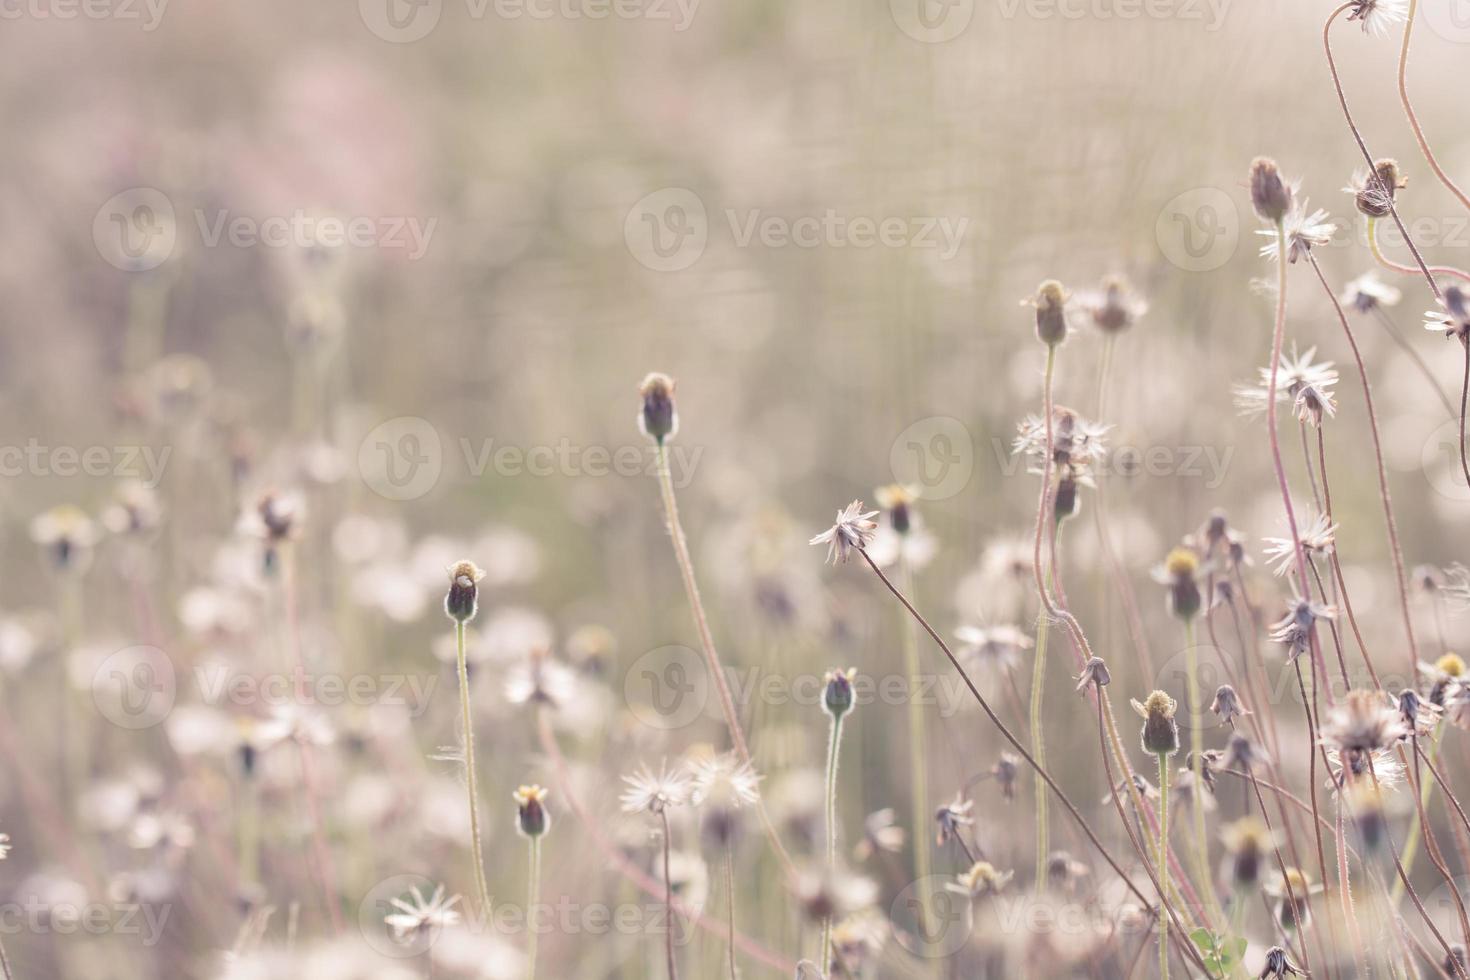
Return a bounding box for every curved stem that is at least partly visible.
[1365,218,1470,285]
[1397,0,1470,214]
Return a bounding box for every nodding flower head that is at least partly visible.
[444,560,486,623]
[810,501,880,565]
[513,784,551,838]
[1250,158,1294,223]
[1425,284,1470,341]
[1269,596,1337,662]
[1132,690,1180,757]
[1210,685,1249,724]
[823,668,858,719]
[1023,279,1070,347]
[1347,158,1407,216]
[1074,657,1111,694]
[637,372,678,444]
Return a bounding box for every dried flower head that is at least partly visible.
[1320,689,1406,755]
[810,501,879,565]
[1326,746,1403,794]
[1013,407,1109,483]
[1425,284,1470,340]
[384,884,462,943]
[947,861,1014,899]
[637,372,678,444]
[1269,597,1336,662]
[620,762,691,816]
[1222,817,1277,888]
[1262,513,1338,576]
[1210,685,1250,725]
[955,624,1034,672]
[1151,546,1204,620]
[1341,270,1401,312]
[1265,867,1322,931]
[1223,732,1269,772]
[1257,200,1336,264]
[1347,0,1408,34]
[444,560,486,624]
[1023,279,1070,346]
[1132,690,1180,756]
[1346,159,1407,216]
[1234,343,1338,422]
[1250,158,1295,223]
[513,784,551,837]
[992,752,1020,803]
[1078,274,1147,334]
[688,754,760,847]
[1074,656,1111,694]
[1260,945,1307,978]
[934,794,975,847]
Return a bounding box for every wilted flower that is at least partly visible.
[636,372,678,444]
[1425,284,1470,340]
[810,502,879,565]
[1269,597,1336,662]
[991,752,1020,803]
[1260,945,1307,978]
[1211,685,1250,725]
[1257,201,1336,264]
[1262,513,1338,576]
[934,794,974,847]
[1325,746,1403,794]
[1347,0,1408,34]
[1102,773,1160,808]
[1075,656,1111,693]
[1320,690,1406,755]
[1234,344,1338,422]
[1341,270,1401,312]
[1222,733,1269,772]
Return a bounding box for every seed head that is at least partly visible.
[1250,158,1294,223]
[1024,279,1070,347]
[637,372,679,444]
[823,668,858,719]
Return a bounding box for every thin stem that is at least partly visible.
[1461,339,1470,495]
[1156,753,1170,980]
[1323,2,1443,300]
[527,835,542,980]
[654,442,795,877]
[820,711,845,978]
[1030,563,1052,893]
[1266,220,1312,596]
[724,843,738,980]
[897,559,934,929]
[1307,252,1420,674]
[659,809,679,980]
[1182,618,1216,923]
[1397,0,1470,213]
[456,620,492,917]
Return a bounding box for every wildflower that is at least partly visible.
[1234,344,1338,421]
[1151,547,1203,621]
[1269,597,1336,662]
[1420,651,1467,707]
[934,795,974,847]
[30,505,99,574]
[1023,279,1070,347]
[1132,691,1180,757]
[1326,746,1403,793]
[1250,158,1295,223]
[1046,851,1090,893]
[503,648,578,708]
[822,668,857,719]
[101,481,164,537]
[955,624,1034,672]
[0,833,10,860]
[1262,513,1337,576]
[829,910,888,975]
[1211,685,1250,725]
[1259,945,1307,978]
[636,372,678,444]
[853,809,906,862]
[1222,732,1269,772]
[1074,656,1111,694]
[1257,201,1336,264]
[1345,159,1407,217]
[620,762,691,815]
[444,560,485,624]
[992,752,1020,803]
[385,884,462,943]
[873,484,915,535]
[1425,284,1470,340]
[1222,817,1276,889]
[1320,689,1406,755]
[1341,270,1401,312]
[946,861,1014,899]
[810,501,879,565]
[688,754,760,848]
[1443,681,1470,731]
[865,487,937,569]
[1077,273,1147,334]
[1013,406,1109,521]
[1102,773,1160,807]
[1396,688,1440,738]
[797,868,879,924]
[1265,867,1322,931]
[1346,0,1408,34]
[513,784,551,837]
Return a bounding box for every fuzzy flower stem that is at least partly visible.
[1030,571,1052,894]
[1392,728,1444,904]
[724,844,738,980]
[659,808,679,980]
[455,620,492,917]
[1401,733,1470,949]
[527,834,542,980]
[1323,3,1442,300]
[1364,219,1470,284]
[534,710,795,972]
[1307,253,1420,673]
[653,443,795,877]
[1266,220,1313,601]
[1181,619,1218,925]
[819,711,845,978]
[1155,752,1170,980]
[853,548,1210,969]
[1397,0,1470,215]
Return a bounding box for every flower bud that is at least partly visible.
[1250,157,1293,223]
[1028,280,1070,347]
[637,372,679,444]
[823,668,857,719]
[1134,690,1180,757]
[513,784,551,838]
[445,560,486,623]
